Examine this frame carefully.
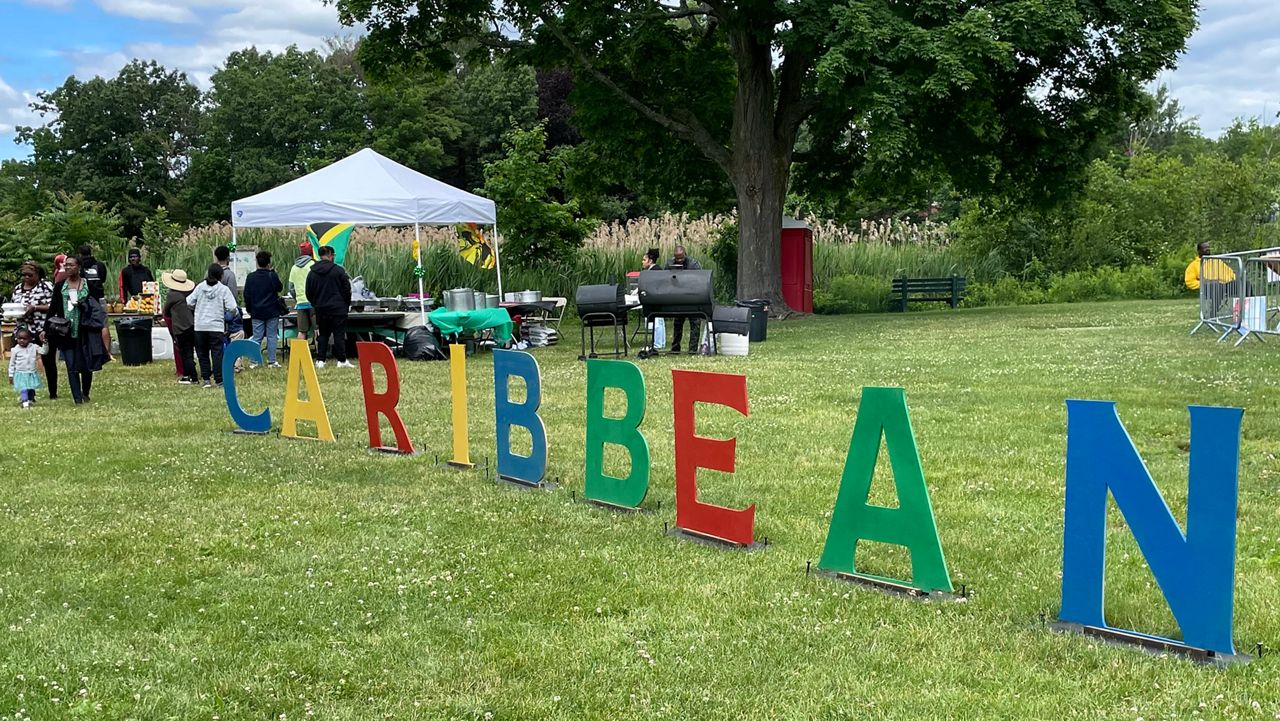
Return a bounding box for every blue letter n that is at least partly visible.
[1060,400,1243,655]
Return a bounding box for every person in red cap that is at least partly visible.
[288,241,316,342]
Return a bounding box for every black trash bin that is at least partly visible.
[736,299,769,342]
[115,317,153,366]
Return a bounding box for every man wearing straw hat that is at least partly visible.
[162,269,198,385]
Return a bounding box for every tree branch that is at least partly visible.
[653,2,712,20]
[539,14,732,175]
[774,50,817,142]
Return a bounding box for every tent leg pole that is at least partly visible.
[415,223,426,327]
[493,223,503,299]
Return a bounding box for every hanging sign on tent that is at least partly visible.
[457,223,496,270]
[307,223,355,265]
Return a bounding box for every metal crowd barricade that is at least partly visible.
[1192,248,1280,346]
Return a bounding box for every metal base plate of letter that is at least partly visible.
[1050,621,1252,666]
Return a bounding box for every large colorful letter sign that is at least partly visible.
[1060,401,1243,655]
[493,349,548,485]
[357,341,414,454]
[223,338,271,434]
[817,387,952,593]
[280,339,335,442]
[672,369,755,545]
[584,359,650,508]
[448,344,472,468]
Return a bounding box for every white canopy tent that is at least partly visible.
[230,148,502,322]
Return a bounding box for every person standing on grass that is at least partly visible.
[244,250,284,368]
[119,248,155,300]
[11,260,57,400]
[77,243,114,363]
[49,256,107,405]
[305,245,353,368]
[664,244,703,354]
[214,245,239,298]
[162,269,198,385]
[187,264,238,388]
[289,242,316,342]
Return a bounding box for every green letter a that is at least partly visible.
[584,359,651,508]
[818,387,952,593]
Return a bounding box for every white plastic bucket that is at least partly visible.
[151,328,174,360]
[716,333,748,356]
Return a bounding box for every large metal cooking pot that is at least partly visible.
[518,290,543,303]
[444,288,475,312]
[503,292,519,303]
[472,290,486,309]
[485,294,500,309]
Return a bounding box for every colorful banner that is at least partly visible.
[457,223,495,270]
[307,222,355,265]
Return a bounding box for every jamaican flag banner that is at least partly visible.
[306,223,355,266]
[457,223,496,270]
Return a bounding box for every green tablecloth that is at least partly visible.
[428,307,514,345]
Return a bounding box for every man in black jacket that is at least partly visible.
[78,244,113,362]
[243,250,284,367]
[119,248,155,300]
[665,245,703,354]
[304,245,352,368]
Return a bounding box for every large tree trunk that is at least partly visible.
[729,31,795,316]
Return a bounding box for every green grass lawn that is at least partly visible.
[4,299,1280,720]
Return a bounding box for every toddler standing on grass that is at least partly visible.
[8,328,46,409]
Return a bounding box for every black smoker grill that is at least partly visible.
[576,283,629,360]
[637,269,715,359]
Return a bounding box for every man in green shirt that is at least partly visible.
[289,242,316,341]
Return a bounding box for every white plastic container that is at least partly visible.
[716,333,748,356]
[151,328,175,360]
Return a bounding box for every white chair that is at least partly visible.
[542,297,568,328]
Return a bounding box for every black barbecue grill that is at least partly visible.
[575,283,629,360]
[636,269,715,358]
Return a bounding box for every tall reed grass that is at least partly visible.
[140,215,981,305]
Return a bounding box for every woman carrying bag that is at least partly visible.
[48,256,108,404]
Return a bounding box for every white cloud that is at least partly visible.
[62,0,355,89]
[10,0,75,8]
[94,0,199,23]
[0,74,41,135]
[1165,0,1280,135]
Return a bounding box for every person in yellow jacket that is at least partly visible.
[1185,242,1237,291]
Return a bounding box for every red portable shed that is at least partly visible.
[780,217,813,313]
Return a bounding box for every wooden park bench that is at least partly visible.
[890,275,966,312]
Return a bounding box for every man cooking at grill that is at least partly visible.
[665,244,702,354]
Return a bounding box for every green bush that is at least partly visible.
[963,260,1186,309]
[962,276,1047,307]
[814,274,892,314]
[708,220,738,302]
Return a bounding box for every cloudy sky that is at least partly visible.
[1,0,1277,161]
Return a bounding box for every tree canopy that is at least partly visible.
[334,0,1199,311]
[17,60,199,236]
